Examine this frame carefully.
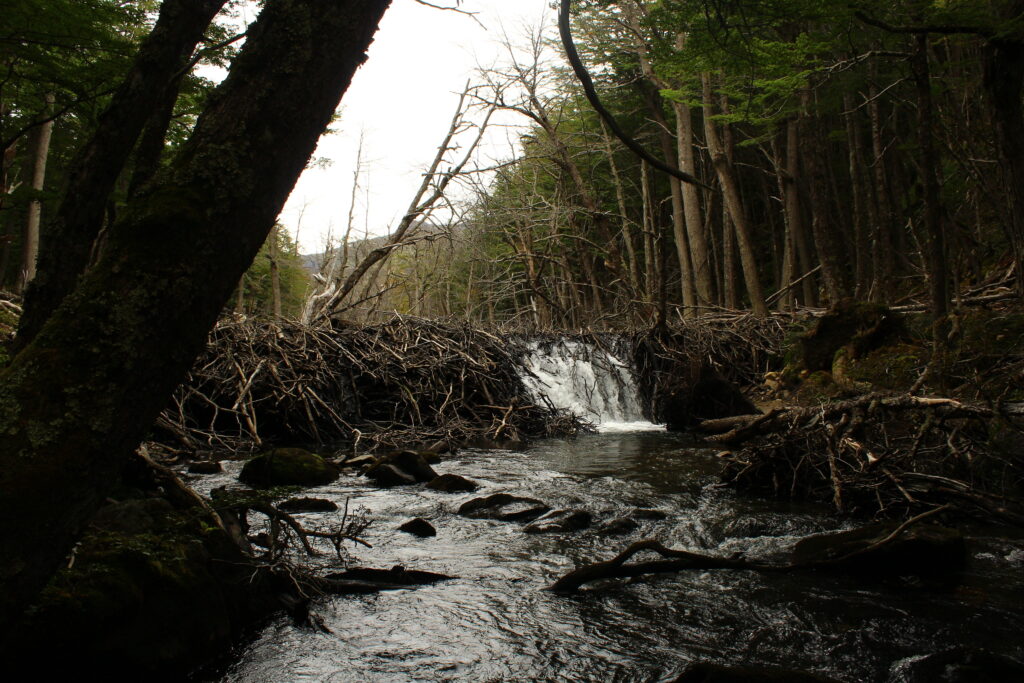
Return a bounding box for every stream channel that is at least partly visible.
[190,343,1024,682]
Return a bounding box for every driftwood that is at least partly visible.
[550,506,952,592]
[697,393,1024,524]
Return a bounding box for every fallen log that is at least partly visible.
[549,507,960,592]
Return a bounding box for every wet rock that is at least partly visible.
[365,450,438,487]
[277,497,338,513]
[366,463,417,487]
[419,450,442,464]
[427,473,479,492]
[597,517,640,536]
[238,447,339,488]
[344,454,377,469]
[458,493,550,522]
[671,662,838,682]
[889,647,1024,682]
[524,509,592,534]
[399,518,437,537]
[792,523,966,576]
[187,460,222,474]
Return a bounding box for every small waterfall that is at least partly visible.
[520,339,664,432]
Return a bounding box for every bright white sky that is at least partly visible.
[275,0,555,254]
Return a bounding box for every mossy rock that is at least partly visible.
[841,342,929,392]
[238,447,339,488]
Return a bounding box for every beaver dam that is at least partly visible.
[21,310,1024,680]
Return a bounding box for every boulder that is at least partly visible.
[524,509,592,534]
[399,518,437,537]
[457,493,550,522]
[187,461,222,474]
[426,473,479,492]
[791,523,966,576]
[277,497,338,513]
[238,447,339,488]
[364,450,438,487]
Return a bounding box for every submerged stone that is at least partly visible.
[524,509,592,533]
[597,517,640,536]
[187,460,223,474]
[277,497,338,513]
[364,450,438,487]
[427,473,479,492]
[238,447,338,488]
[458,493,550,522]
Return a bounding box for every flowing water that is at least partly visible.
[190,342,1024,682]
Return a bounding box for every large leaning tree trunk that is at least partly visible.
[0,0,391,641]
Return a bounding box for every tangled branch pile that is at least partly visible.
[158,315,585,452]
[701,395,1024,525]
[629,313,791,422]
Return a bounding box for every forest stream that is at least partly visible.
[184,342,1024,682]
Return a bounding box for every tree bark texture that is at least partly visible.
[0,0,390,639]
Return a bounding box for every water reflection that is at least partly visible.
[195,432,1024,682]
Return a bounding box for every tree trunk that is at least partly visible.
[843,92,871,298]
[0,0,390,639]
[15,0,229,353]
[911,32,948,325]
[600,121,641,296]
[983,4,1024,294]
[701,73,768,316]
[674,96,712,308]
[269,224,282,318]
[868,59,895,302]
[17,93,55,293]
[801,88,849,304]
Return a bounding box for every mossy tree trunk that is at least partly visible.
[0,0,390,641]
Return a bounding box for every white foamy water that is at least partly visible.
[520,339,664,432]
